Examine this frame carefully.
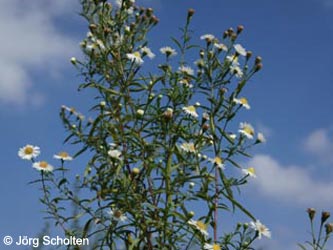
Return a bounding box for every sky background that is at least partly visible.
[1,0,333,249]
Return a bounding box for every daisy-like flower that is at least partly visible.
[108,149,122,160]
[209,156,225,169]
[233,97,250,109]
[160,46,177,57]
[180,142,196,153]
[126,52,144,65]
[53,152,73,161]
[140,46,155,59]
[182,105,198,118]
[200,34,215,42]
[257,132,266,143]
[178,65,194,76]
[249,220,271,239]
[226,54,239,66]
[230,65,244,78]
[214,43,227,51]
[18,144,40,160]
[234,44,247,56]
[204,243,221,250]
[109,208,128,222]
[32,161,54,172]
[239,122,255,139]
[188,219,209,237]
[242,167,256,178]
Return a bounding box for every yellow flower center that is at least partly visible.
[39,161,48,169]
[212,244,221,250]
[133,52,141,58]
[240,98,248,105]
[196,221,207,231]
[243,126,254,136]
[187,106,196,113]
[214,157,223,165]
[58,152,69,158]
[248,167,255,175]
[24,146,33,155]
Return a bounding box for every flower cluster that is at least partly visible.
[18,145,73,173]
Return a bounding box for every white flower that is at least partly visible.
[188,219,208,237]
[140,46,155,59]
[233,97,250,109]
[108,149,122,160]
[180,142,196,153]
[209,157,225,169]
[109,209,128,222]
[257,132,266,143]
[204,243,221,250]
[226,54,239,66]
[18,145,40,160]
[32,161,54,172]
[53,152,73,161]
[160,46,177,57]
[200,34,215,41]
[182,105,198,118]
[234,44,247,56]
[230,65,243,78]
[214,43,227,51]
[242,167,256,178]
[178,65,194,76]
[126,52,144,65]
[250,220,271,239]
[239,122,255,139]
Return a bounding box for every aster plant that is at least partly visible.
[19,0,270,249]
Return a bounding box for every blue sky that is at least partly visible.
[1,0,333,249]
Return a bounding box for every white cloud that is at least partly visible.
[248,154,333,208]
[303,128,333,164]
[0,0,78,106]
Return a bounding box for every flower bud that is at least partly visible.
[325,223,333,234]
[137,109,144,116]
[89,23,98,33]
[70,57,77,65]
[255,63,263,72]
[237,25,244,34]
[150,16,159,25]
[322,211,330,223]
[202,123,210,131]
[255,56,262,64]
[246,51,252,60]
[132,167,140,175]
[187,8,195,18]
[100,101,106,107]
[223,31,228,39]
[188,211,195,217]
[146,8,153,17]
[307,208,316,221]
[163,108,173,120]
